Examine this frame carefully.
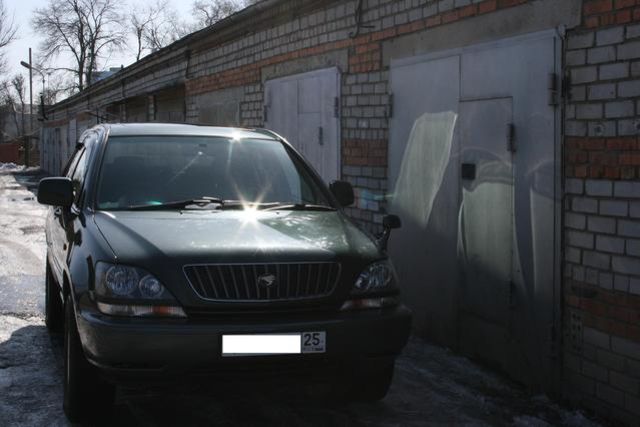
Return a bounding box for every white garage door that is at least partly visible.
[264,67,340,183]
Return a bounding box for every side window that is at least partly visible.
[63,149,82,177]
[63,130,92,177]
[70,132,100,205]
[71,149,87,204]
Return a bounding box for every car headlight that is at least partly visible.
[341,260,399,311]
[352,260,397,295]
[94,262,186,317]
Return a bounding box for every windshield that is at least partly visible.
[96,135,331,210]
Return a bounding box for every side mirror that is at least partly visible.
[378,214,402,251]
[329,180,354,207]
[37,177,74,207]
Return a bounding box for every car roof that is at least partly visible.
[104,123,279,140]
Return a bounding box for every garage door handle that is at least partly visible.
[461,163,476,180]
[318,127,324,146]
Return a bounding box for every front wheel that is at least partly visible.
[45,261,63,333]
[63,298,115,423]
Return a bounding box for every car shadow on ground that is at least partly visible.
[0,321,67,426]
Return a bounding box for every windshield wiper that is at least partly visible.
[126,196,224,211]
[125,199,334,212]
[262,203,335,211]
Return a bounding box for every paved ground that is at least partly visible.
[0,166,603,426]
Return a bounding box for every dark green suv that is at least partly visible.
[38,123,411,422]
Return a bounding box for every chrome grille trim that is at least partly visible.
[183,262,342,302]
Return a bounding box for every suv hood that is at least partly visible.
[93,209,381,264]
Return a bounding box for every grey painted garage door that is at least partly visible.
[388,30,562,391]
[264,67,340,183]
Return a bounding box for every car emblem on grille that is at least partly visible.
[257,273,277,289]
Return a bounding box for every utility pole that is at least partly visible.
[27,48,33,167]
[21,56,48,167]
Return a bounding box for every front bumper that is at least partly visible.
[76,303,412,378]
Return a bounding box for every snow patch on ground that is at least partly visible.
[0,170,48,317]
[0,162,20,171]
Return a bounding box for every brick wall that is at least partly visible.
[563,0,640,424]
[0,142,19,164]
[178,0,536,232]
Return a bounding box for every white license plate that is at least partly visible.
[222,332,326,357]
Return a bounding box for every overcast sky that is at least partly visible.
[3,0,193,90]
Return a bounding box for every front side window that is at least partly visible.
[71,149,87,204]
[63,148,82,178]
[96,136,331,210]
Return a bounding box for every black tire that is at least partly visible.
[63,297,115,423]
[45,261,64,333]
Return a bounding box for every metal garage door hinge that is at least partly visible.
[507,123,516,153]
[387,93,394,118]
[334,97,340,118]
[263,105,268,122]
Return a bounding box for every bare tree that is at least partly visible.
[0,75,27,138]
[32,0,125,92]
[39,72,70,106]
[0,0,17,73]
[191,0,257,29]
[130,2,161,61]
[10,75,26,137]
[0,85,20,139]
[129,0,189,61]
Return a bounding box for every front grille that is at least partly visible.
[183,263,341,302]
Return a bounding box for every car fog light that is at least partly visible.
[97,302,186,318]
[340,297,398,311]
